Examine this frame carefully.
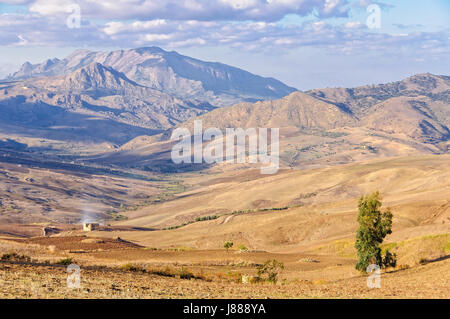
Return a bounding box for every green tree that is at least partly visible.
[355,191,393,272]
[223,241,233,252]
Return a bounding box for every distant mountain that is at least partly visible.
[182,91,355,130]
[0,47,296,148]
[307,73,450,143]
[0,62,215,145]
[180,74,449,139]
[103,74,449,171]
[8,47,297,107]
[308,73,450,114]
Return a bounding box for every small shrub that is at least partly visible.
[382,250,397,269]
[120,263,144,272]
[146,266,176,277]
[256,259,284,284]
[56,258,73,265]
[178,268,195,280]
[2,253,14,260]
[238,244,248,251]
[1,252,30,262]
[223,241,233,252]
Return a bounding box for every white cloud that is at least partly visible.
[321,0,344,16]
[0,13,103,47]
[0,0,33,4]
[343,21,365,29]
[221,0,259,10]
[26,0,350,21]
[1,9,448,60]
[29,0,76,15]
[0,1,448,69]
[104,20,168,36]
[141,33,173,42]
[103,22,125,36]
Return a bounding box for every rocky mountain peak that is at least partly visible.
[7,46,297,107]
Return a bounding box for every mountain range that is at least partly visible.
[8,47,296,107]
[189,73,450,144]
[0,47,296,146]
[0,47,448,170]
[95,73,450,171]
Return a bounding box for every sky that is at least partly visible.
[0,0,449,90]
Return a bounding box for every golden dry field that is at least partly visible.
[0,155,448,298]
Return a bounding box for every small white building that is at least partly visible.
[83,223,99,231]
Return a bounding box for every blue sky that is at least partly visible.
[0,0,448,89]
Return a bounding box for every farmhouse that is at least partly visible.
[83,223,99,231]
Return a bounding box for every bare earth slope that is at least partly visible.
[104,155,450,257]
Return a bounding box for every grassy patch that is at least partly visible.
[311,239,356,258]
[381,233,450,265]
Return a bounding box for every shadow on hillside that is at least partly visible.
[421,255,450,264]
[0,97,162,145]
